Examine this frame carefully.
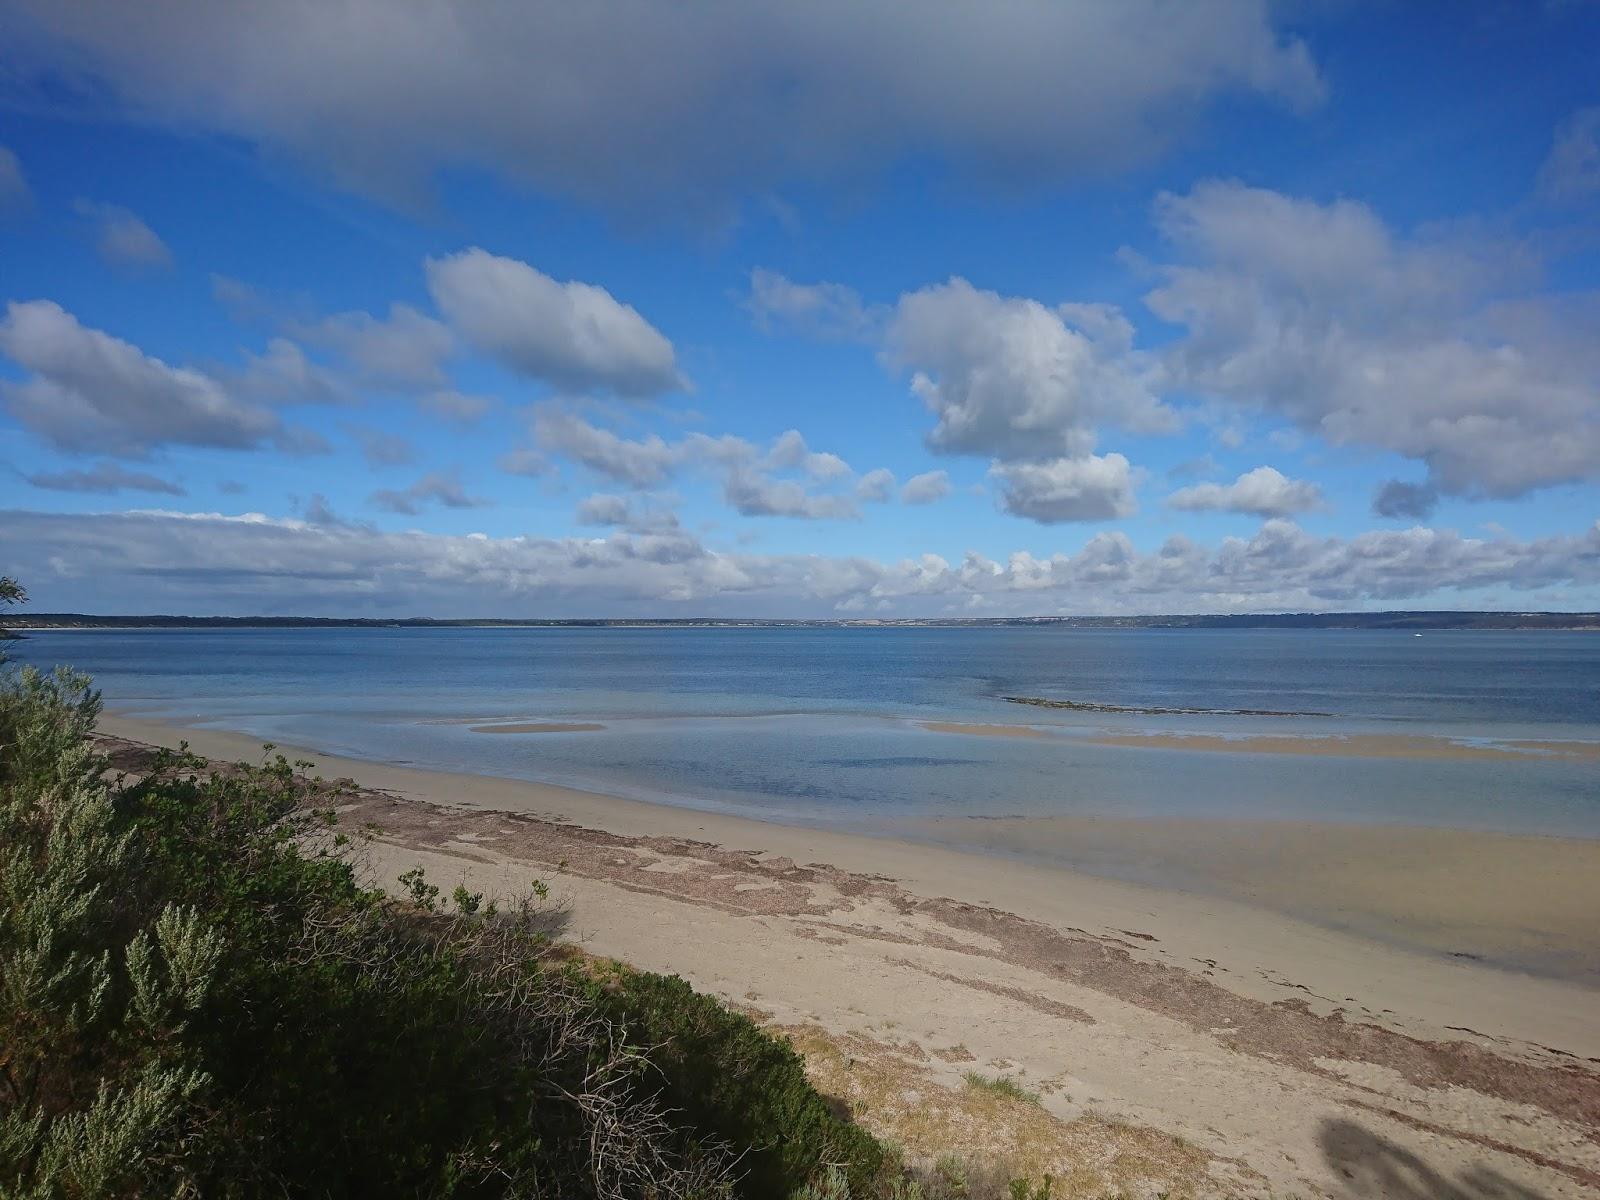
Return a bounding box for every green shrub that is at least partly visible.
[595,970,886,1197]
[0,654,891,1197]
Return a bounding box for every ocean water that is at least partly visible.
[9,626,1600,839]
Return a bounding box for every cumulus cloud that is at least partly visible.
[295,303,454,391]
[301,493,367,530]
[370,470,488,515]
[532,408,680,487]
[73,199,173,269]
[1168,466,1323,517]
[990,453,1138,523]
[888,277,1171,462]
[575,492,680,532]
[230,337,347,406]
[531,408,867,520]
[1146,180,1600,499]
[4,2,1322,215]
[1372,479,1439,520]
[1538,107,1600,204]
[766,429,850,479]
[855,468,896,503]
[723,468,858,520]
[900,470,950,505]
[748,269,881,340]
[7,508,1598,618]
[754,273,1173,525]
[575,493,632,526]
[0,145,29,208]
[426,249,680,396]
[24,460,184,496]
[0,299,309,458]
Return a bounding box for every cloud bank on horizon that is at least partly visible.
[0,0,1596,616]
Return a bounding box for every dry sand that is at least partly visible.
[100,714,1600,1199]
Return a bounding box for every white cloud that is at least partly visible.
[0,145,29,208]
[0,300,308,458]
[1146,180,1600,499]
[532,408,865,520]
[722,468,858,520]
[766,429,850,479]
[888,277,1172,462]
[575,493,632,526]
[5,2,1322,215]
[7,508,1597,617]
[989,453,1138,523]
[1538,107,1600,204]
[370,470,488,515]
[295,303,454,391]
[426,249,680,396]
[73,199,173,269]
[533,408,681,487]
[230,337,347,406]
[856,468,896,503]
[900,470,950,505]
[24,460,184,496]
[1168,466,1323,517]
[575,492,680,533]
[748,269,881,340]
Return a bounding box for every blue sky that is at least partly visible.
[1,0,1598,616]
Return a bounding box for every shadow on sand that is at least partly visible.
[1320,1118,1551,1199]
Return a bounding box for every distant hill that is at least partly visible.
[7,611,1599,631]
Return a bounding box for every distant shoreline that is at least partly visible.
[11,609,1600,631]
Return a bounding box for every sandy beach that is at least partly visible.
[99,714,1600,1198]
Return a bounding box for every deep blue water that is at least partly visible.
[10,626,1600,837]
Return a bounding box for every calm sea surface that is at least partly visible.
[10,627,1600,838]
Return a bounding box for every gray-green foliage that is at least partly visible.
[0,576,24,647]
[1,665,220,1198]
[0,647,893,1198]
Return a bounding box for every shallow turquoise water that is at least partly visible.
[11,626,1600,838]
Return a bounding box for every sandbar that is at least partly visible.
[1090,729,1600,762]
[919,720,1049,739]
[468,721,606,734]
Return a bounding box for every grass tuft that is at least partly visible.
[964,1071,1041,1106]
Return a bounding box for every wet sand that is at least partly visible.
[905,813,1600,984]
[1088,730,1600,762]
[96,714,1600,1197]
[919,720,1049,739]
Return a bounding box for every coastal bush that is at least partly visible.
[593,970,886,1196]
[0,652,890,1198]
[0,576,22,646]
